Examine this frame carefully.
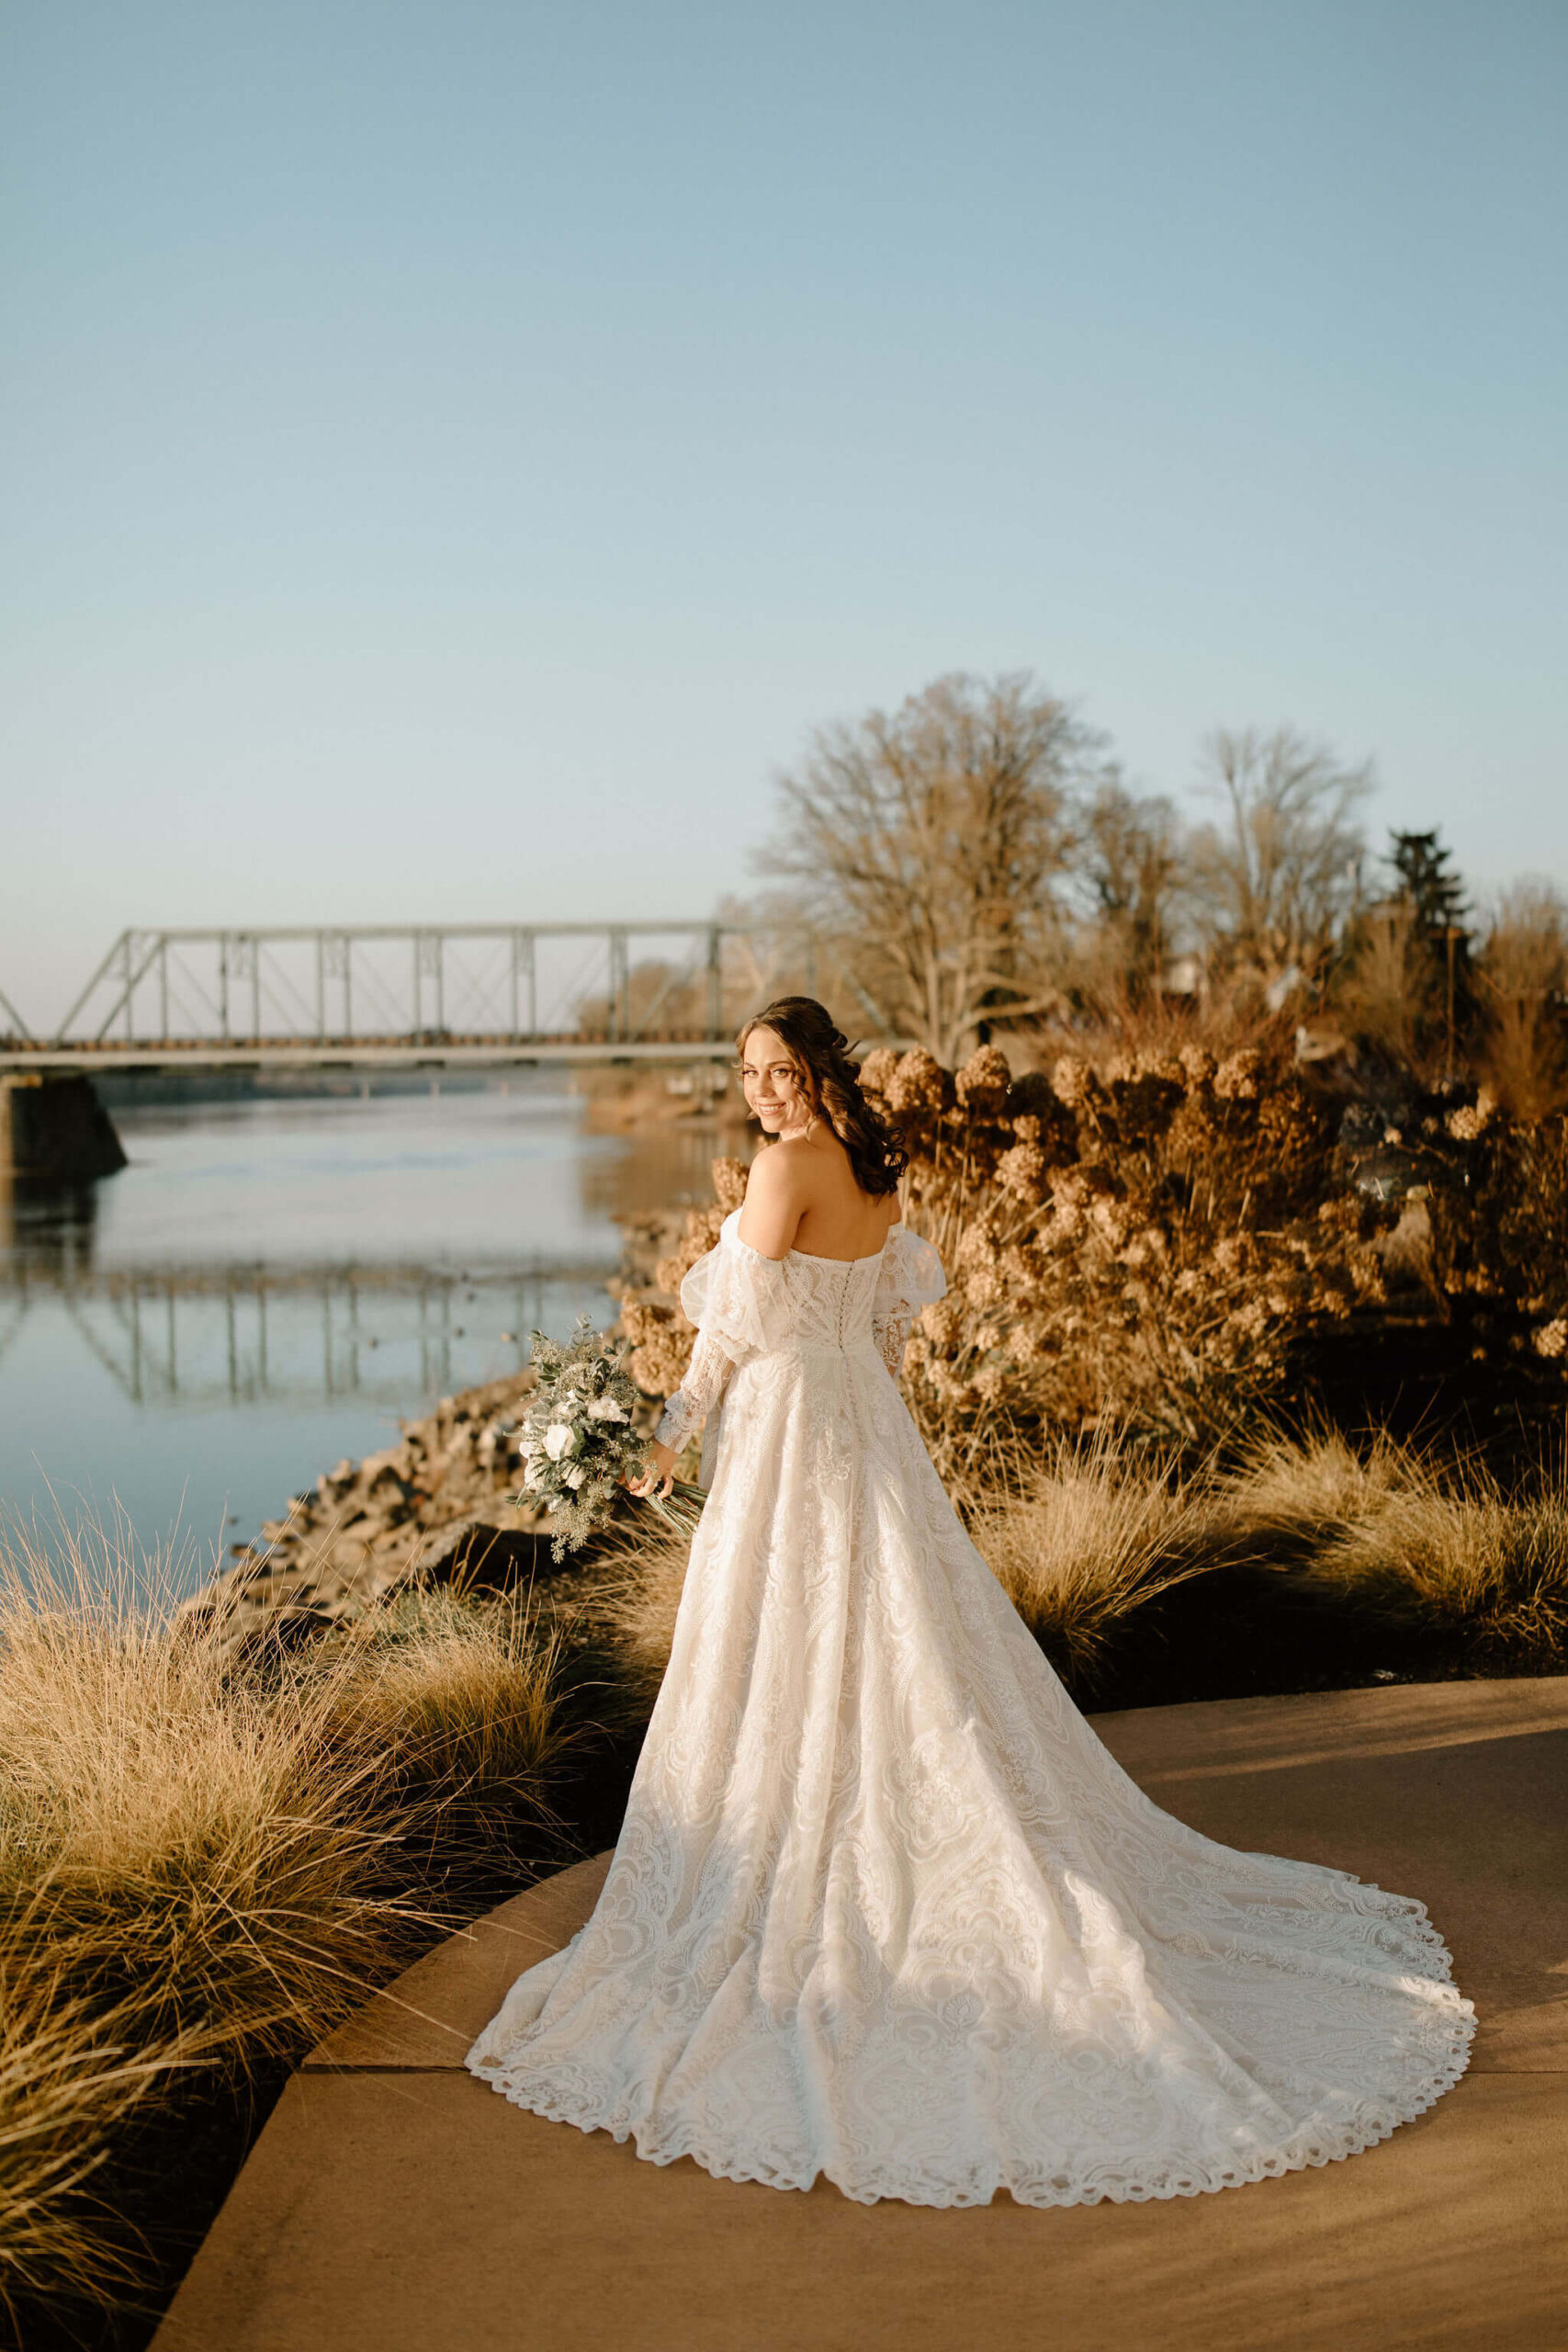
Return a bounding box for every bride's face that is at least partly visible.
[740,1028,811,1135]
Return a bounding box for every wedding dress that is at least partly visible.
[468,1211,1473,2207]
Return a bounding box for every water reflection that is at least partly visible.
[3,1261,578,1409]
[0,1171,101,1272]
[0,1078,725,1583]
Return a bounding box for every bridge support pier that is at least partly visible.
[0,1074,127,1183]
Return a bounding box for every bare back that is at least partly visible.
[738,1125,900,1263]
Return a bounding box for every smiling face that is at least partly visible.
[739,1025,812,1135]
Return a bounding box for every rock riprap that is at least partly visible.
[182,1370,628,1648]
[180,1195,699,1649]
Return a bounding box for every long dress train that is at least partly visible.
[468,1213,1472,2208]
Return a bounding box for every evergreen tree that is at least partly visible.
[1385,827,1472,1068]
[1387,829,1466,938]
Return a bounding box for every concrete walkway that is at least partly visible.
[154,1679,1568,2352]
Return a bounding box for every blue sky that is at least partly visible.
[3,1,1564,1029]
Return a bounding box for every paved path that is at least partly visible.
[153,1679,1568,2352]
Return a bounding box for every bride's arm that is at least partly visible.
[626,1328,736,1496]
[631,1164,803,1497]
[873,1305,914,1379]
[651,1328,735,1453]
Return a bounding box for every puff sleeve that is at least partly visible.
[871,1223,947,1379]
[652,1213,796,1468]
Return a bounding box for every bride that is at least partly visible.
[468,999,1472,2208]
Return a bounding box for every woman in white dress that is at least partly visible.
[468,1000,1472,2208]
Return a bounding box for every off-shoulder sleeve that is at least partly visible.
[652,1213,795,1459]
[871,1222,947,1379]
[676,1211,795,1361]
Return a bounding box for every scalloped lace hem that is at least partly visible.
[468,2018,1473,2210]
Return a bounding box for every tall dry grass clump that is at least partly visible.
[1209,1426,1414,1561]
[0,1955,198,2318]
[1476,881,1568,1124]
[0,1521,572,2328]
[1307,1464,1568,1660]
[964,1435,1218,1686]
[579,1521,695,1699]
[328,1588,570,1887]
[1198,1428,1568,1667]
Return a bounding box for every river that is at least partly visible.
[0,1075,720,1594]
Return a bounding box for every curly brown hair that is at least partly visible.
[738,997,908,1197]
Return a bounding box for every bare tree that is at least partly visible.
[1073,783,1184,1001]
[761,673,1109,1061]
[1186,727,1372,986]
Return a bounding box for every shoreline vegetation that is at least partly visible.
[6,1024,1568,2345]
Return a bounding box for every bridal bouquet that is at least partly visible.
[513,1317,705,1559]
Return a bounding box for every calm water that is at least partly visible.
[0,1077,720,1593]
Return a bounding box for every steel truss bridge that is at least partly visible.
[0,922,880,1071]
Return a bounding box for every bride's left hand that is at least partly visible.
[625,1440,677,1500]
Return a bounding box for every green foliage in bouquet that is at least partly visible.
[513,1318,649,1560]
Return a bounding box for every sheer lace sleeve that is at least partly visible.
[651,1212,796,1455]
[872,1222,946,1379]
[653,1329,734,1453]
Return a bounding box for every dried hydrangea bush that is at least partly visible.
[1417,1102,1568,1359]
[616,1046,1568,1474]
[855,1042,1405,1466]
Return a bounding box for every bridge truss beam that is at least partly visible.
[2,922,882,1065]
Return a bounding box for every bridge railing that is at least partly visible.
[2,922,891,1055]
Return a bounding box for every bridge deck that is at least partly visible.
[0,1039,739,1074]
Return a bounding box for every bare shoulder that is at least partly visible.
[743,1139,812,1203]
[738,1139,811,1259]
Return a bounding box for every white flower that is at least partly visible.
[563,1464,587,1488]
[587,1396,629,1423]
[544,1423,577,1461]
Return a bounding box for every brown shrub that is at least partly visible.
[618,1047,1568,1456]
[893,1037,1387,1460]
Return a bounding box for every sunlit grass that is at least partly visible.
[965,1430,1216,1684]
[571,1422,1568,1702]
[1208,1424,1417,1562]
[0,1518,572,2329]
[1309,1469,1568,1657]
[577,1519,694,1701]
[325,1588,572,1888]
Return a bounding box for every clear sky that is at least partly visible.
[3,1,1564,1030]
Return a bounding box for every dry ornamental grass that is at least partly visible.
[0,1522,573,2332]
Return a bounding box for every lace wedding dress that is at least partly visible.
[468,1212,1473,2207]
